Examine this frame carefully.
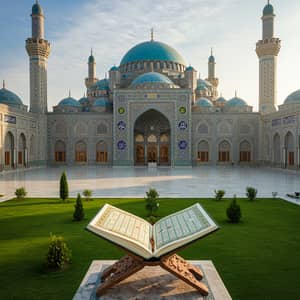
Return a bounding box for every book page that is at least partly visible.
[154,203,218,257]
[87,204,153,258]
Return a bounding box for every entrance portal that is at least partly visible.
[134,110,171,166]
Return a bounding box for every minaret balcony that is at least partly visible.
[256,38,281,57]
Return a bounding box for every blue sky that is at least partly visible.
[0,0,300,110]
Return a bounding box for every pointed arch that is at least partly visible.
[75,141,87,162]
[239,140,251,162]
[218,140,231,162]
[96,141,108,162]
[197,140,209,162]
[285,131,294,166]
[55,140,66,162]
[18,133,26,166]
[4,131,14,168]
[75,122,88,136]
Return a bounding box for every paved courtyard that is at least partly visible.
[0,166,300,203]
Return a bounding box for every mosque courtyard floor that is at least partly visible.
[0,165,300,203]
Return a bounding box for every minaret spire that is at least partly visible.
[150,28,154,41]
[69,90,71,97]
[2,80,5,89]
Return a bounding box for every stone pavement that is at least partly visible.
[0,166,300,204]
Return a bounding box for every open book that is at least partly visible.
[86,203,219,260]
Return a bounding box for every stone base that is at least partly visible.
[73,260,232,300]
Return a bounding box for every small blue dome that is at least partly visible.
[110,66,119,71]
[120,41,185,66]
[90,79,109,91]
[0,87,23,107]
[93,98,112,107]
[196,79,212,91]
[284,90,300,105]
[209,55,215,63]
[216,96,227,103]
[263,3,274,16]
[186,66,195,71]
[79,97,89,104]
[131,72,174,87]
[58,97,80,107]
[32,2,43,15]
[226,97,248,107]
[196,97,213,107]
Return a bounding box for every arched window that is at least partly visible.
[135,134,144,142]
[219,140,231,162]
[285,132,294,166]
[75,141,87,162]
[4,132,14,167]
[55,140,66,162]
[96,141,108,162]
[198,141,209,162]
[240,140,251,162]
[76,123,87,136]
[198,124,208,134]
[97,123,108,135]
[160,134,169,143]
[18,133,26,166]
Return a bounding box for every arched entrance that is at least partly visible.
[4,132,14,168]
[134,109,171,166]
[18,133,26,167]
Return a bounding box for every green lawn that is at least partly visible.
[0,197,300,299]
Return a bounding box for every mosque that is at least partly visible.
[0,1,299,170]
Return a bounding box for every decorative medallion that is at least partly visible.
[117,140,126,150]
[178,140,188,150]
[118,107,125,114]
[117,121,126,131]
[178,121,187,130]
[179,107,186,114]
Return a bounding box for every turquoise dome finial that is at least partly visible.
[209,48,215,63]
[263,1,274,16]
[32,0,43,15]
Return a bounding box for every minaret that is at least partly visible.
[256,1,281,114]
[206,48,219,100]
[85,49,98,88]
[26,1,50,113]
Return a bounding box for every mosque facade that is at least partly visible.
[0,1,299,170]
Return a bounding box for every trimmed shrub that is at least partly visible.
[246,186,257,201]
[226,196,241,223]
[15,187,27,200]
[82,189,93,201]
[45,234,71,270]
[145,188,160,217]
[59,171,69,201]
[73,193,84,221]
[214,189,225,201]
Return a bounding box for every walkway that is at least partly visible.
[1,166,300,204]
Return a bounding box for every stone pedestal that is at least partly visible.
[73,260,232,300]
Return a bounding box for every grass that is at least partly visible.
[0,197,300,299]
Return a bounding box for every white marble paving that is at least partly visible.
[0,166,300,204]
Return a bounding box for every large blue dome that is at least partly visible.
[284,90,300,105]
[195,97,213,107]
[90,79,109,91]
[58,97,80,107]
[226,97,248,107]
[120,41,186,66]
[0,87,23,107]
[93,98,112,107]
[131,72,173,85]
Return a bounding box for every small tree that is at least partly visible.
[214,189,225,201]
[145,188,160,217]
[246,186,257,201]
[46,234,71,270]
[15,187,27,200]
[73,193,84,221]
[82,189,93,201]
[59,171,69,201]
[226,195,241,223]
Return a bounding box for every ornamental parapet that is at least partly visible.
[26,38,51,58]
[255,38,281,57]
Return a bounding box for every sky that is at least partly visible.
[0,0,300,111]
